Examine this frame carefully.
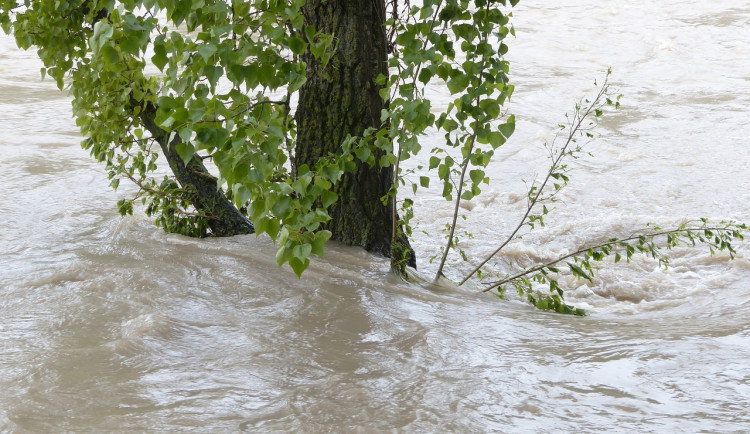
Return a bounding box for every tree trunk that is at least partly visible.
[295,0,416,270]
[140,103,254,237]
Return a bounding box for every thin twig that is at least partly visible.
[459,74,610,285]
[481,225,738,292]
[435,1,492,280]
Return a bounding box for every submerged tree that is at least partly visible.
[2,0,745,313]
[0,0,516,275]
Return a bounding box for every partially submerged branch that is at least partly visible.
[138,102,255,237]
[461,71,616,285]
[482,220,747,314]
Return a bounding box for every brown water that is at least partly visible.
[2,1,750,431]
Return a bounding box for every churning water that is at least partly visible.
[1,1,749,431]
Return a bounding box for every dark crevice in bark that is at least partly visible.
[295,0,416,269]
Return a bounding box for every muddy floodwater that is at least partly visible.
[2,1,750,431]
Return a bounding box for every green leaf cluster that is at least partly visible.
[369,0,520,278]
[1,0,338,275]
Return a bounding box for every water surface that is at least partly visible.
[1,1,749,431]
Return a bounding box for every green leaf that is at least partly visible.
[253,216,269,235]
[119,33,141,56]
[311,230,332,257]
[438,163,449,180]
[265,218,281,241]
[272,196,293,218]
[469,169,484,185]
[442,181,452,200]
[479,99,501,119]
[419,176,430,188]
[152,41,168,71]
[292,243,312,260]
[117,199,133,215]
[486,132,506,148]
[355,146,371,163]
[429,156,440,170]
[235,186,252,206]
[321,190,338,208]
[288,256,309,278]
[205,65,223,88]
[499,115,516,138]
[447,74,471,94]
[567,262,593,282]
[100,45,120,65]
[159,116,175,129]
[418,68,433,84]
[304,25,317,43]
[90,21,113,55]
[288,36,308,55]
[197,44,217,62]
[175,142,195,165]
[276,245,292,266]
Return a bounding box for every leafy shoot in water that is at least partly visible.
[459,70,617,287]
[483,220,747,315]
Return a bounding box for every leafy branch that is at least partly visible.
[460,70,619,285]
[482,220,747,314]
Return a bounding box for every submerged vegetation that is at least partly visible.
[1,0,745,314]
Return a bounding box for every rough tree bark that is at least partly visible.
[295,0,416,270]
